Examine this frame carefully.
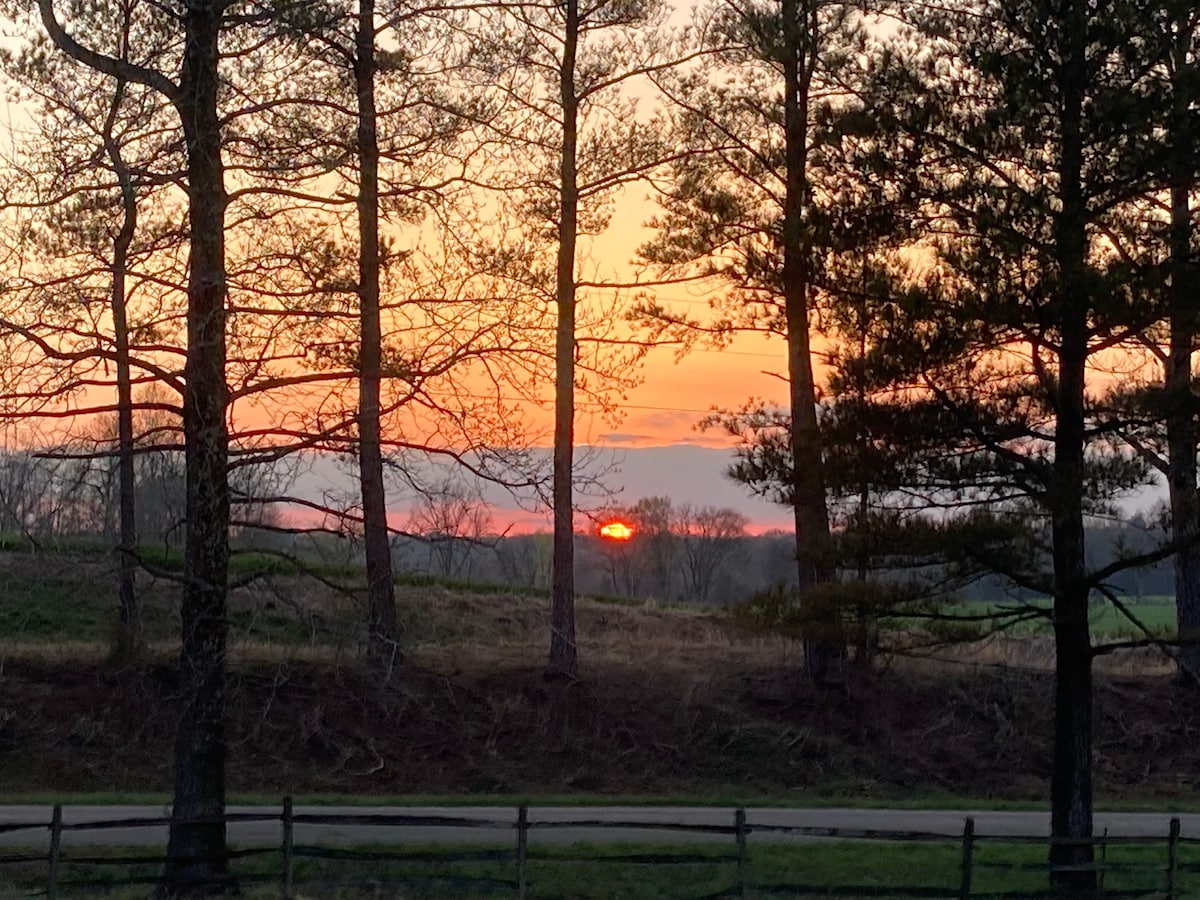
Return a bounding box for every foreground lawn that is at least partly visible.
[1,839,1195,899]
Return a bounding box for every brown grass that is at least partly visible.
[0,557,1197,803]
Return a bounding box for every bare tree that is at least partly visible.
[407,474,494,578]
[630,495,677,600]
[0,0,185,654]
[675,503,747,603]
[464,0,689,678]
[242,0,560,673]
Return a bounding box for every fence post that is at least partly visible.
[1167,817,1180,899]
[735,808,748,899]
[1098,826,1108,894]
[281,795,294,900]
[959,816,974,900]
[517,805,528,900]
[46,804,62,900]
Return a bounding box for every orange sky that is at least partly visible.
[571,186,791,451]
[577,332,789,449]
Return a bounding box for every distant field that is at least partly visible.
[902,595,1171,643]
[1087,598,1177,639]
[0,534,1182,647]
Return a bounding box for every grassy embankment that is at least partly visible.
[0,538,1195,808]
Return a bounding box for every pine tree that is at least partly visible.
[888,1,1159,890]
[640,0,906,679]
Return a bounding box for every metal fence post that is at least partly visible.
[1167,817,1180,899]
[735,808,748,899]
[517,805,529,900]
[46,804,62,900]
[282,795,295,900]
[959,816,974,900]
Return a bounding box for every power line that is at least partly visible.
[689,347,781,360]
[421,385,784,417]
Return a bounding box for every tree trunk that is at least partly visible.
[1048,3,1095,891]
[24,19,233,886]
[1166,30,1200,687]
[104,76,141,663]
[158,1,234,895]
[1168,188,1200,686]
[356,0,399,674]
[1050,580,1095,896]
[780,0,837,682]
[546,0,579,680]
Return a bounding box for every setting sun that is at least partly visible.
[598,521,634,541]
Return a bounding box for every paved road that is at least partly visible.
[2,806,1197,850]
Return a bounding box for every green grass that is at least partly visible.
[1087,600,1177,640]
[0,577,106,637]
[1,839,1195,899]
[0,539,639,649]
[0,529,1181,644]
[390,571,642,609]
[903,597,1180,642]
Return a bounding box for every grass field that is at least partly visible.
[0,535,1183,649]
[1,838,1195,899]
[971,596,1178,640]
[0,538,648,653]
[2,541,1196,810]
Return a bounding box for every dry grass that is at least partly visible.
[892,632,1177,678]
[2,550,1199,804]
[405,589,799,677]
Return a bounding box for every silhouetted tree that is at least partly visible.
[33,0,239,890]
[465,0,683,678]
[883,2,1159,890]
[639,0,906,679]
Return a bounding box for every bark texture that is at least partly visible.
[159,0,235,892]
[1168,185,1200,686]
[780,0,837,682]
[1166,27,1200,687]
[355,0,400,675]
[547,0,580,680]
[104,75,141,662]
[1048,2,1096,891]
[34,2,236,891]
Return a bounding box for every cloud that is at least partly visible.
[636,409,704,432]
[596,430,731,450]
[272,444,797,535]
[599,432,652,445]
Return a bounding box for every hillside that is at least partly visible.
[1,548,1198,803]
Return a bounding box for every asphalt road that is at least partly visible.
[2,806,1198,850]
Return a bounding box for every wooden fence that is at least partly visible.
[0,802,1196,898]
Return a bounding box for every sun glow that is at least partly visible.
[598,521,634,541]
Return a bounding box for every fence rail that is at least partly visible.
[0,802,1190,899]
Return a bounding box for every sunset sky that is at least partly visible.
[570,188,792,450]
[0,27,802,536]
[487,188,797,530]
